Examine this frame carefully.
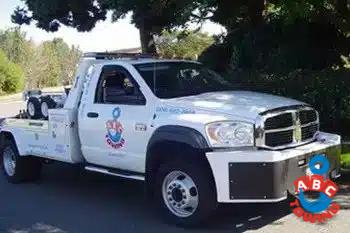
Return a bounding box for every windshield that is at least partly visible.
[134,62,234,99]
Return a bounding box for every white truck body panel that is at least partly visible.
[1,108,83,163]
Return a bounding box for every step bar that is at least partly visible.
[85,165,145,181]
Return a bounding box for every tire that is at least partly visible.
[27,97,42,119]
[40,96,56,120]
[0,140,42,183]
[155,158,217,226]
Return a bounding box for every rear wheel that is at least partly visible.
[155,158,217,226]
[1,140,42,183]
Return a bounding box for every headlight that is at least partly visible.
[205,121,254,148]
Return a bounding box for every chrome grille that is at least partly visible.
[265,129,294,147]
[301,124,318,141]
[264,113,293,130]
[299,110,317,124]
[255,106,319,149]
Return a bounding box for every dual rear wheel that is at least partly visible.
[1,140,42,183]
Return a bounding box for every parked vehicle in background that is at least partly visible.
[0,53,341,226]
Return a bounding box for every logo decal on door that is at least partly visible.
[105,107,125,149]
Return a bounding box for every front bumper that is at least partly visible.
[206,132,341,203]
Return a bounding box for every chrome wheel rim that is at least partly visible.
[3,147,16,177]
[41,102,48,118]
[162,171,199,218]
[28,102,35,116]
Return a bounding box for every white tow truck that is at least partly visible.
[0,53,341,226]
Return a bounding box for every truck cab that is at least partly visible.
[0,53,341,226]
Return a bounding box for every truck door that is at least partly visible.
[78,65,152,172]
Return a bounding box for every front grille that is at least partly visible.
[264,113,293,130]
[265,130,293,147]
[302,124,318,141]
[256,107,319,149]
[300,110,317,124]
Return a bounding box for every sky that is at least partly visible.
[0,1,225,52]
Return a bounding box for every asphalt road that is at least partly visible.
[0,100,349,233]
[0,100,26,118]
[0,163,296,233]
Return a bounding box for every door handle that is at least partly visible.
[87,112,99,118]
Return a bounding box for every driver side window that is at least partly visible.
[95,65,146,105]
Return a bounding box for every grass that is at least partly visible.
[341,153,350,169]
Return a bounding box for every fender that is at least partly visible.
[145,125,211,198]
[0,129,25,156]
[147,125,209,151]
[0,130,14,147]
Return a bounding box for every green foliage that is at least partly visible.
[201,25,350,137]
[0,28,82,90]
[341,153,350,169]
[220,68,350,136]
[24,39,82,88]
[0,49,24,94]
[0,27,32,65]
[199,0,350,138]
[156,30,214,60]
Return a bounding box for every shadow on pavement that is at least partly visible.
[0,163,294,233]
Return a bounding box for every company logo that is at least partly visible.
[105,107,125,149]
[290,155,340,223]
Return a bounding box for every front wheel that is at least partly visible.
[155,159,217,226]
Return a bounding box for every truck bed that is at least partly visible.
[4,118,49,133]
[0,109,83,164]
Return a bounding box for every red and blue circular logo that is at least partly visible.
[105,107,125,149]
[290,155,340,223]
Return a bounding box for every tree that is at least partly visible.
[12,0,201,53]
[0,49,24,94]
[60,46,82,85]
[0,27,33,66]
[199,0,350,73]
[26,39,82,88]
[0,27,37,89]
[156,30,214,60]
[193,0,265,31]
[0,27,82,90]
[198,0,350,138]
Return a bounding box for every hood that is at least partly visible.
[166,91,306,121]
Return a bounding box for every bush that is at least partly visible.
[0,49,24,95]
[227,69,350,137]
[341,153,350,169]
[200,19,350,138]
